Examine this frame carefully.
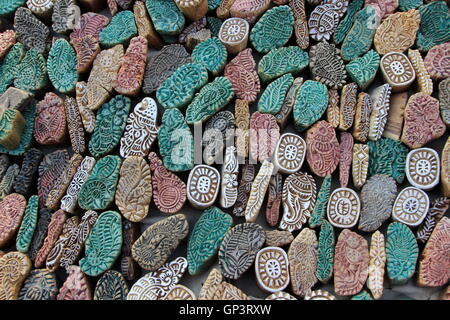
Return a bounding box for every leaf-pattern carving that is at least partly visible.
[368,230,386,299]
[94,270,129,300]
[317,220,334,284]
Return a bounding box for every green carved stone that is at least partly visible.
[192,38,227,76]
[88,95,131,158]
[187,206,233,275]
[368,138,408,184]
[158,108,194,172]
[99,11,137,48]
[207,17,222,37]
[0,0,24,16]
[16,195,38,253]
[399,0,423,11]
[250,5,294,53]
[333,0,363,44]
[186,77,234,125]
[258,46,309,83]
[156,63,208,109]
[0,109,25,150]
[208,0,221,10]
[416,1,450,52]
[293,80,328,131]
[14,49,48,94]
[0,43,25,94]
[47,39,78,94]
[0,101,36,156]
[317,220,335,284]
[386,222,418,285]
[352,291,373,300]
[257,74,294,115]
[80,211,122,277]
[341,5,380,61]
[309,175,332,228]
[78,155,122,211]
[146,0,185,35]
[345,49,380,90]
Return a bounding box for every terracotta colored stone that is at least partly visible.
[0,193,26,248]
[424,42,450,80]
[306,120,340,177]
[249,112,280,162]
[113,36,147,96]
[339,132,354,188]
[57,265,92,300]
[34,93,67,145]
[365,0,398,18]
[401,93,446,149]
[148,152,186,214]
[224,48,260,102]
[334,229,369,296]
[230,0,271,23]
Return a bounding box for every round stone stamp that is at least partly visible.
[327,187,361,228]
[274,132,306,174]
[406,148,440,190]
[255,246,289,293]
[392,187,429,227]
[187,165,220,209]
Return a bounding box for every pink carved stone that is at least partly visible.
[70,13,109,73]
[306,120,340,177]
[148,152,186,214]
[365,0,398,18]
[0,193,26,247]
[230,0,272,23]
[334,229,369,296]
[249,111,280,162]
[34,93,67,145]
[0,30,16,59]
[401,93,446,149]
[339,132,354,188]
[424,42,450,81]
[35,210,67,268]
[224,48,260,102]
[57,265,92,300]
[113,36,148,96]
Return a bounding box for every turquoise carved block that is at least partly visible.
[257,74,294,115]
[158,108,194,172]
[0,0,25,16]
[386,222,419,285]
[368,138,408,184]
[333,0,363,44]
[258,46,309,83]
[352,291,374,300]
[16,195,38,253]
[207,17,222,37]
[309,175,332,228]
[146,0,185,35]
[47,39,78,94]
[293,80,328,131]
[88,95,131,158]
[187,206,233,275]
[399,0,423,11]
[192,38,227,76]
[99,11,137,48]
[345,49,380,90]
[416,1,450,52]
[0,43,25,94]
[317,220,335,284]
[14,49,48,94]
[185,77,234,125]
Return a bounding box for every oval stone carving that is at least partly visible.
[0,193,26,248]
[218,222,265,279]
[327,187,361,229]
[255,246,290,293]
[94,270,129,300]
[392,187,429,227]
[18,269,58,300]
[406,148,440,190]
[187,165,220,209]
[274,133,306,174]
[132,214,188,272]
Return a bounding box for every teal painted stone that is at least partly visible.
[192,38,227,76]
[80,210,122,277]
[0,43,25,94]
[317,220,335,284]
[258,46,309,83]
[208,0,221,10]
[47,39,78,94]
[352,291,373,300]
[399,0,423,11]
[14,49,48,94]
[0,101,36,156]
[333,0,363,44]
[368,138,408,184]
[345,49,380,90]
[16,195,38,253]
[250,5,294,53]
[158,108,194,172]
[257,74,294,115]
[416,1,450,52]
[99,11,137,48]
[309,175,332,228]
[146,0,185,35]
[186,77,234,125]
[293,80,328,131]
[187,206,233,275]
[88,95,131,158]
[78,155,122,211]
[341,5,380,61]
[386,222,419,285]
[0,0,24,16]
[156,63,208,109]
[207,17,222,37]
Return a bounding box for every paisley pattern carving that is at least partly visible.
[14,49,48,94]
[79,211,122,277]
[293,81,329,131]
[308,4,340,42]
[192,38,227,75]
[94,270,129,300]
[145,0,185,35]
[13,7,51,54]
[416,1,450,52]
[16,195,38,253]
[0,193,26,247]
[0,251,31,300]
[18,269,58,300]
[47,39,78,94]
[257,74,293,115]
[34,93,66,145]
[249,112,280,162]
[317,220,335,284]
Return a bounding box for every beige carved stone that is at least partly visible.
[264,230,294,247]
[367,230,386,300]
[327,88,340,129]
[304,289,336,300]
[369,84,392,141]
[327,187,361,228]
[212,282,249,300]
[235,99,250,159]
[380,52,416,93]
[198,268,222,300]
[408,49,433,96]
[339,83,358,131]
[352,92,372,143]
[244,160,273,223]
[255,246,290,293]
[133,1,162,49]
[174,0,208,21]
[406,148,440,190]
[382,92,408,141]
[219,17,249,55]
[352,143,369,189]
[274,133,306,174]
[442,137,450,197]
[392,187,430,227]
[165,284,196,300]
[187,165,220,209]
